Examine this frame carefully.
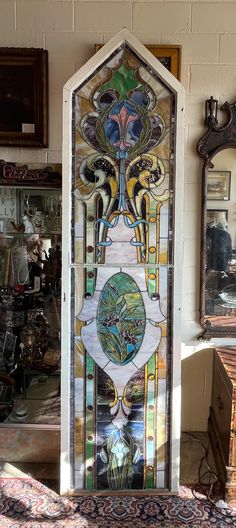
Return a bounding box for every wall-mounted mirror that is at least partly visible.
[197,98,236,338]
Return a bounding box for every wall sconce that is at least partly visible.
[205,96,218,127]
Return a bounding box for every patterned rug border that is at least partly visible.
[0,477,235,527]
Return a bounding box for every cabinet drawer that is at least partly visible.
[212,357,232,464]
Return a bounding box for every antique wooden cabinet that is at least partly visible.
[209,347,236,504]
[0,161,61,471]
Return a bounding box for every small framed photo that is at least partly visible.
[207,171,231,201]
[207,209,228,228]
[0,48,48,147]
[94,44,181,80]
[145,45,181,80]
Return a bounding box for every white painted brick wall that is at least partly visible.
[75,2,132,32]
[0,1,15,34]
[17,1,74,32]
[0,0,235,431]
[133,3,191,33]
[192,3,236,34]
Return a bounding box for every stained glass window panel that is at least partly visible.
[63,36,183,494]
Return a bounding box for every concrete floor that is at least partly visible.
[180,431,217,485]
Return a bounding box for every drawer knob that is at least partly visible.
[217,396,224,410]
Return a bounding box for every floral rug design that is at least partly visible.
[0,477,235,527]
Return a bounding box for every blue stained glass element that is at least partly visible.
[130,90,149,108]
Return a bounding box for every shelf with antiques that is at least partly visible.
[209,347,236,505]
[0,160,61,430]
[197,97,236,339]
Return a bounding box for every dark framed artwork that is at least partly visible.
[0,48,48,147]
[95,44,181,80]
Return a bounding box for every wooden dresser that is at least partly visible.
[208,347,236,504]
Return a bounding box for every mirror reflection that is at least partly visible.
[205,149,236,318]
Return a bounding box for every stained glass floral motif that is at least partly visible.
[97,272,146,365]
[71,43,176,492]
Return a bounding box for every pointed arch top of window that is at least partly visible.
[64,28,184,97]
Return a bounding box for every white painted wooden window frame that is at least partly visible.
[61,28,185,495]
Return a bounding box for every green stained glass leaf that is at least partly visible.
[100,64,141,100]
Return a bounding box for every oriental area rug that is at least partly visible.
[0,477,235,527]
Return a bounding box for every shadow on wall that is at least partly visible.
[181,347,214,432]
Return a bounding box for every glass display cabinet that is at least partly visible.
[0,161,61,431]
[61,29,184,495]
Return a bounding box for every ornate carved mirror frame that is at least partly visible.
[197,98,236,338]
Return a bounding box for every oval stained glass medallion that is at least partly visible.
[97,272,146,365]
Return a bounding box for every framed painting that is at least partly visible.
[207,209,228,228]
[207,171,231,201]
[0,48,48,147]
[146,45,181,80]
[95,44,181,80]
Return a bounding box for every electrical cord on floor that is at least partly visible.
[182,432,236,522]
